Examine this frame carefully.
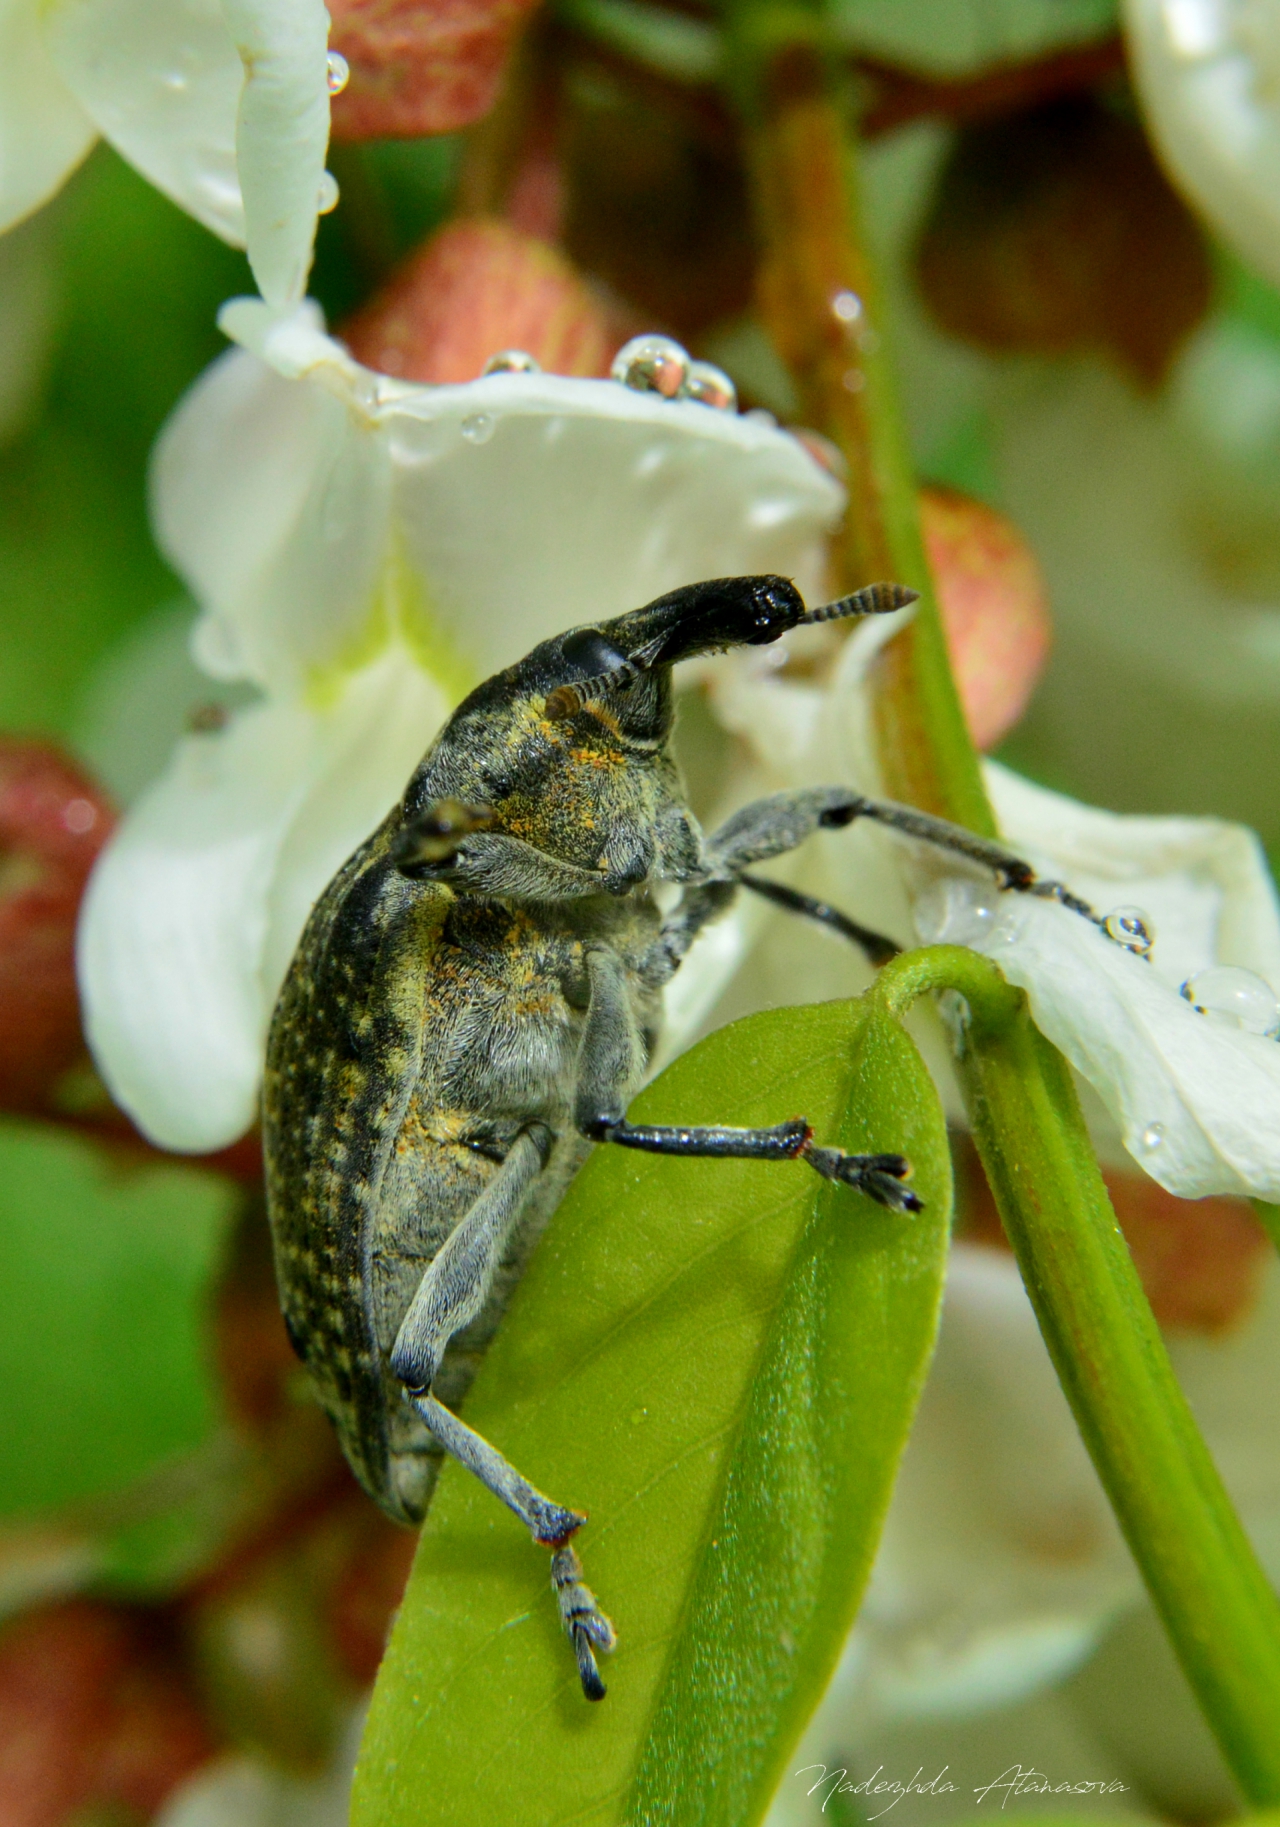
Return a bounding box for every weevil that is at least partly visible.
[264,574,1089,1700]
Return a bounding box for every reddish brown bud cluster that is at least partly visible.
[0,742,113,1114]
[0,1602,214,1826]
[328,0,541,140]
[342,219,612,383]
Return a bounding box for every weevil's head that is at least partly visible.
[401,575,915,887]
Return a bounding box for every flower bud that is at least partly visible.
[341,219,612,383]
[0,742,113,1112]
[328,0,540,140]
[920,485,1052,750]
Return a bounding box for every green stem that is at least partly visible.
[874,950,1280,1798]
[1254,1200,1280,1255]
[730,33,1280,1800]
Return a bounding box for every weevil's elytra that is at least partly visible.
[264,573,1094,1700]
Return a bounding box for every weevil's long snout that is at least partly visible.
[606,574,919,673]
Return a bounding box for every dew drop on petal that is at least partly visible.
[611,334,690,399]
[832,289,863,325]
[1140,1122,1165,1151]
[460,412,494,445]
[326,50,350,95]
[161,68,189,92]
[1103,905,1155,957]
[316,172,340,214]
[482,349,541,375]
[914,879,998,948]
[1180,965,1280,1037]
[682,361,737,410]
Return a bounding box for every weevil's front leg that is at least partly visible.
[576,949,922,1213]
[390,1126,617,1698]
[395,801,645,898]
[700,787,1101,922]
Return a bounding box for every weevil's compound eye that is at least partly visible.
[394,799,495,874]
[558,629,630,680]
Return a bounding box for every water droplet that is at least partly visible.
[460,412,494,445]
[62,797,98,835]
[1140,1122,1165,1151]
[914,879,997,948]
[160,67,188,92]
[326,50,349,94]
[482,348,541,376]
[629,1407,649,1425]
[1103,906,1155,958]
[682,360,736,410]
[610,333,690,399]
[1180,964,1280,1037]
[832,290,863,325]
[316,171,340,214]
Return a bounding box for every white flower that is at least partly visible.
[2,0,331,307]
[709,618,1280,1201]
[77,299,843,1150]
[1124,0,1280,293]
[766,1244,1280,1821]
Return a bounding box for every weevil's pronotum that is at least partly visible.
[264,574,1097,1700]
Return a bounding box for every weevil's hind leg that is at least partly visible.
[578,948,922,1213]
[406,1391,617,1698]
[388,1126,615,1698]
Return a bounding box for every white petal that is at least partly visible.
[1124,0,1280,293]
[220,0,330,307]
[969,760,1280,1195]
[854,1244,1132,1721]
[79,645,451,1151]
[0,0,95,232]
[46,0,245,245]
[163,299,844,693]
[152,319,393,693]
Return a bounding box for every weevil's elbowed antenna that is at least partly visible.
[798,581,919,624]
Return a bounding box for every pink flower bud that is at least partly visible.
[328,0,541,140]
[341,219,611,383]
[921,484,1053,751]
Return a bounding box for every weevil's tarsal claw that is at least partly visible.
[799,582,918,625]
[802,1144,923,1213]
[552,1545,617,1702]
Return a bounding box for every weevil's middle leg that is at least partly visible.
[390,1126,616,1698]
[578,949,922,1213]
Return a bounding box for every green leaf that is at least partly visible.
[0,1118,239,1517]
[352,996,951,1827]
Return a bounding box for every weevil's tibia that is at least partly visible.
[410,1391,585,1544]
[738,872,900,965]
[588,1117,922,1213]
[552,1545,617,1702]
[408,1392,617,1699]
